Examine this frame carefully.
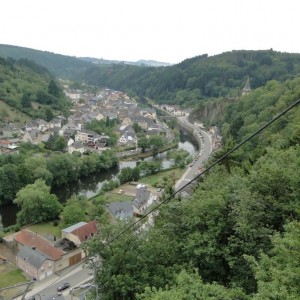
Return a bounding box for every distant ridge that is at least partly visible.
[0,44,93,78]
[79,57,171,67]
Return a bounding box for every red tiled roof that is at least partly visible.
[15,229,64,261]
[71,220,97,242]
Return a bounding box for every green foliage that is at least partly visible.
[166,148,190,167]
[0,44,93,79]
[0,56,71,120]
[100,179,120,193]
[118,167,140,184]
[247,222,300,300]
[86,76,300,298]
[137,136,150,152]
[46,132,67,151]
[79,50,300,106]
[14,179,62,225]
[138,160,162,176]
[85,118,119,146]
[0,149,118,205]
[138,270,248,300]
[61,197,88,228]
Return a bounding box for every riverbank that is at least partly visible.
[121,139,179,161]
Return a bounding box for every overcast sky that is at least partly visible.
[1,0,299,64]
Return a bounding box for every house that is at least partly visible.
[49,117,64,128]
[119,132,137,145]
[107,202,133,220]
[90,110,105,121]
[68,141,85,154]
[14,229,83,274]
[62,221,97,247]
[122,117,133,126]
[15,229,64,261]
[131,117,153,130]
[14,229,64,279]
[62,128,75,140]
[101,109,118,120]
[22,129,43,144]
[16,245,54,281]
[132,184,151,213]
[0,140,20,154]
[140,108,157,119]
[75,129,100,144]
[24,120,38,131]
[1,123,22,138]
[35,119,50,132]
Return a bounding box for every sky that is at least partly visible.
[1,0,300,64]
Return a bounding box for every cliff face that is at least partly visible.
[189,98,235,126]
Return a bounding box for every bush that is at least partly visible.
[14,224,20,232]
[53,220,59,226]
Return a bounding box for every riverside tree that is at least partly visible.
[14,179,62,225]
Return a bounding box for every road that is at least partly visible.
[15,262,93,300]
[174,118,213,192]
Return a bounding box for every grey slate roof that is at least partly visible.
[17,245,51,269]
[107,201,133,220]
[62,222,87,233]
[132,185,150,209]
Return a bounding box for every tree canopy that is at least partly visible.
[14,179,62,224]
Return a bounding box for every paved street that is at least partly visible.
[174,119,213,192]
[14,261,93,300]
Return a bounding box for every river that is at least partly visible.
[0,128,198,227]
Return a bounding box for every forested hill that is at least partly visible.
[2,45,300,108]
[81,50,300,106]
[0,44,93,79]
[86,76,300,299]
[0,57,70,123]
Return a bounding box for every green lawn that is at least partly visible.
[0,268,27,288]
[139,168,185,187]
[103,193,133,203]
[27,222,61,238]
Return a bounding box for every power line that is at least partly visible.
[101,98,300,248]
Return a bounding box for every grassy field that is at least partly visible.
[101,193,133,203]
[0,266,27,288]
[139,168,185,187]
[27,222,61,238]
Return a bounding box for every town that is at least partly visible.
[0,85,218,300]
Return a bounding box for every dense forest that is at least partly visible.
[0,57,70,123]
[85,77,300,299]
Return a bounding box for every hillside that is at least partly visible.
[0,44,93,79]
[81,50,300,106]
[0,57,70,123]
[2,45,300,109]
[86,76,300,299]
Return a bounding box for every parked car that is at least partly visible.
[57,282,70,292]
